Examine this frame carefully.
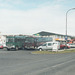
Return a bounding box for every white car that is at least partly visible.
[67,43,75,48]
[38,42,60,51]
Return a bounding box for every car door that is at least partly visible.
[53,42,58,50]
[47,43,53,50]
[41,43,47,50]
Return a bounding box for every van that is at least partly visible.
[38,42,60,51]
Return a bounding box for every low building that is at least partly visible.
[34,31,71,42]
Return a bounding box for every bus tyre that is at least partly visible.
[7,48,10,51]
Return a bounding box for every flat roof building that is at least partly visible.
[34,31,72,41]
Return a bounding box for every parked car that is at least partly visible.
[60,44,70,49]
[38,42,60,51]
[67,43,75,48]
[0,44,3,49]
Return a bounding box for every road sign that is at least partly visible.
[65,36,67,40]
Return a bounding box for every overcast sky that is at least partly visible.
[0,0,75,35]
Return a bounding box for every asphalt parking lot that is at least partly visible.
[0,49,75,75]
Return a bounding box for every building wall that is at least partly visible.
[48,35,71,42]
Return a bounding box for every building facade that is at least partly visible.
[34,31,71,42]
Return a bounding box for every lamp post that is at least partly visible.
[65,8,75,44]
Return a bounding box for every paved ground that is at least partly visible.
[0,49,75,75]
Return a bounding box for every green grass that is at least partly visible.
[32,49,75,54]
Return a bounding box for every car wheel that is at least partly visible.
[39,48,42,51]
[63,46,66,49]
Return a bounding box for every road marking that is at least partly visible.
[26,59,75,75]
[52,59,75,68]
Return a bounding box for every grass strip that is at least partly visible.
[32,49,75,54]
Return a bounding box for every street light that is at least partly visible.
[65,8,75,43]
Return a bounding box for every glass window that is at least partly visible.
[42,43,46,46]
[8,38,14,42]
[37,37,53,42]
[6,38,8,42]
[48,43,52,46]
